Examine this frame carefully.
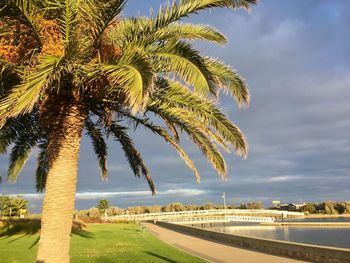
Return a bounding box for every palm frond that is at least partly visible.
[205,58,250,107]
[55,0,78,46]
[121,113,201,183]
[0,53,81,127]
[111,0,255,48]
[0,120,22,154]
[85,118,108,179]
[155,23,227,45]
[152,78,248,157]
[102,51,154,113]
[7,133,37,182]
[150,105,227,176]
[154,0,256,29]
[0,111,39,154]
[81,0,126,41]
[189,128,227,177]
[163,117,180,142]
[153,41,216,97]
[0,55,59,127]
[36,139,48,192]
[107,122,155,194]
[109,17,150,48]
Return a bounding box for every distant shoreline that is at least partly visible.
[304,214,350,218]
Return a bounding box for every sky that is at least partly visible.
[1,0,350,212]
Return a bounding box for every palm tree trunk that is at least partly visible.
[36,101,86,263]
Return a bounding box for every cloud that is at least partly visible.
[159,189,209,197]
[13,188,208,201]
[267,176,302,183]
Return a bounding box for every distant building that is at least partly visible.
[279,203,305,211]
[271,201,281,208]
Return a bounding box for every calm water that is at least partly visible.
[285,217,350,223]
[204,218,350,249]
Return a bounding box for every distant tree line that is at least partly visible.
[76,200,266,221]
[301,201,350,215]
[0,195,28,218]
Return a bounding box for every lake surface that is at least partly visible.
[204,218,350,249]
[285,217,350,222]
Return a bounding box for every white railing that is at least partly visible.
[108,209,304,223]
[169,215,275,224]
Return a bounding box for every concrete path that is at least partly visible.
[144,223,307,263]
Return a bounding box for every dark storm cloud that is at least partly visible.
[1,0,350,212]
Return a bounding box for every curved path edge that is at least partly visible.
[143,222,305,263]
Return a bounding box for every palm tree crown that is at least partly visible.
[0,0,255,193]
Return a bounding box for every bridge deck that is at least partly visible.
[109,209,304,223]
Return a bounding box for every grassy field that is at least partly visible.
[0,223,206,263]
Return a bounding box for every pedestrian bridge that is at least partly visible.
[108,209,304,224]
[167,215,276,224]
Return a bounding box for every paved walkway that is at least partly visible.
[144,223,306,263]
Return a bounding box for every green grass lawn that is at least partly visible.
[0,223,206,263]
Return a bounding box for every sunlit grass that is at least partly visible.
[0,223,206,262]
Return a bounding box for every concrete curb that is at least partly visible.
[155,221,350,263]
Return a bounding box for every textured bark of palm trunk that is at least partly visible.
[36,101,86,263]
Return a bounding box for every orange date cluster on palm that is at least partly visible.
[1,16,121,65]
[0,21,35,64]
[0,16,64,65]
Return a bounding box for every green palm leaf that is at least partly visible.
[81,0,126,41]
[112,0,255,49]
[85,118,108,179]
[102,51,154,113]
[205,58,250,107]
[155,23,227,45]
[154,0,256,29]
[150,106,227,176]
[0,119,26,154]
[152,78,248,157]
[154,41,216,97]
[36,139,48,192]
[122,113,201,183]
[55,0,79,46]
[107,122,155,194]
[8,133,37,182]
[0,55,60,126]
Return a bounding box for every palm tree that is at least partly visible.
[0,195,27,217]
[97,199,110,218]
[0,195,10,219]
[0,0,256,262]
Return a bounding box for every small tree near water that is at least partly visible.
[98,199,110,218]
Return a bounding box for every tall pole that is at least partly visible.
[222,192,226,220]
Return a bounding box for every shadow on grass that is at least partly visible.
[0,218,42,238]
[144,251,178,263]
[0,218,94,248]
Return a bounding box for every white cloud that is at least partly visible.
[159,189,208,197]
[267,175,302,183]
[12,188,208,201]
